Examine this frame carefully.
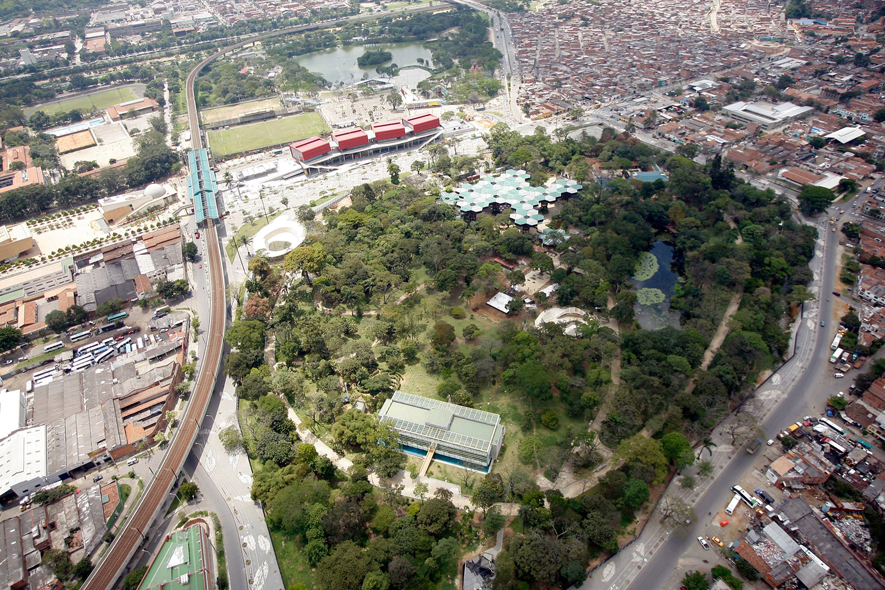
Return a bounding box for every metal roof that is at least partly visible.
[379,391,501,453]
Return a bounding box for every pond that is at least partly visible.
[631,241,682,331]
[295,42,433,86]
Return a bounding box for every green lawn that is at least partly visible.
[28,86,139,117]
[226,211,283,262]
[269,529,316,589]
[207,112,329,157]
[18,348,65,369]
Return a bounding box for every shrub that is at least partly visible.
[450,306,467,319]
[518,436,542,464]
[540,409,560,430]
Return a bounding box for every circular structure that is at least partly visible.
[144,183,166,199]
[535,307,590,337]
[253,212,305,259]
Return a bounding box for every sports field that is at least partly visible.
[28,86,139,117]
[201,97,282,125]
[207,112,329,157]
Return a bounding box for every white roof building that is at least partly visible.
[722,101,813,130]
[0,389,25,440]
[486,292,513,313]
[826,127,866,144]
[0,426,47,498]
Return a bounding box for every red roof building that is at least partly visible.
[332,127,369,151]
[372,120,406,142]
[290,136,331,162]
[403,113,440,134]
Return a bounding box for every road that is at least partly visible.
[583,193,861,590]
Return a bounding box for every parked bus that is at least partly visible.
[44,341,64,353]
[77,342,102,357]
[94,349,114,364]
[830,347,843,363]
[116,337,131,350]
[33,367,56,382]
[69,331,91,343]
[825,439,848,455]
[725,494,741,516]
[136,337,144,349]
[99,321,122,333]
[856,439,873,450]
[153,306,170,317]
[831,333,843,351]
[106,312,128,322]
[731,485,761,508]
[819,418,846,435]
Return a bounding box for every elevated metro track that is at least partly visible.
[84,5,458,587]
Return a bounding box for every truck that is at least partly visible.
[746,438,763,454]
[830,347,844,363]
[725,494,741,516]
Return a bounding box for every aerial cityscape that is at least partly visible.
[0,0,881,589]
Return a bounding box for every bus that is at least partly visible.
[153,306,170,317]
[94,349,114,364]
[116,337,132,350]
[77,342,102,356]
[819,418,845,435]
[70,331,91,343]
[725,494,741,516]
[830,347,843,363]
[72,358,93,372]
[731,485,761,508]
[856,439,873,450]
[825,439,848,455]
[106,312,128,322]
[831,333,843,351]
[44,341,64,353]
[99,321,122,333]
[33,367,56,381]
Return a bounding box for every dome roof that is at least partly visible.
[144,183,165,199]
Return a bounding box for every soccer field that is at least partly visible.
[207,112,329,157]
[28,87,139,117]
[201,97,283,125]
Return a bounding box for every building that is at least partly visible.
[857,265,885,306]
[289,136,331,162]
[377,391,504,472]
[403,113,440,134]
[136,521,212,590]
[0,223,34,262]
[722,101,813,130]
[779,499,885,589]
[734,522,807,587]
[98,183,172,225]
[766,441,836,488]
[331,127,369,151]
[106,97,159,121]
[0,167,44,196]
[1,341,185,500]
[372,120,406,142]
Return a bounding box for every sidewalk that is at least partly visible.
[287,407,472,508]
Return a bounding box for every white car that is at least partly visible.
[767,439,775,446]
[835,373,845,378]
[697,536,710,550]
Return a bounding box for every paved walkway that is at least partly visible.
[287,407,472,508]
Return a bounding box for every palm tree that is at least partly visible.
[698,436,717,458]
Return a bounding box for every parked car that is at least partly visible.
[821,321,826,327]
[835,373,845,378]
[767,439,775,446]
[711,536,724,547]
[697,537,710,550]
[92,475,103,483]
[826,407,835,417]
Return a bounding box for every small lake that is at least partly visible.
[632,241,682,331]
[295,42,433,86]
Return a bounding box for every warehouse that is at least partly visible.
[378,391,504,472]
[403,113,440,134]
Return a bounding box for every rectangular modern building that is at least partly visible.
[722,101,813,130]
[378,391,504,472]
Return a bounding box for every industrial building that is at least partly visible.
[378,391,504,472]
[0,339,185,501]
[721,101,813,130]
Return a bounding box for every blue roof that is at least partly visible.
[186,148,219,224]
[632,171,669,183]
